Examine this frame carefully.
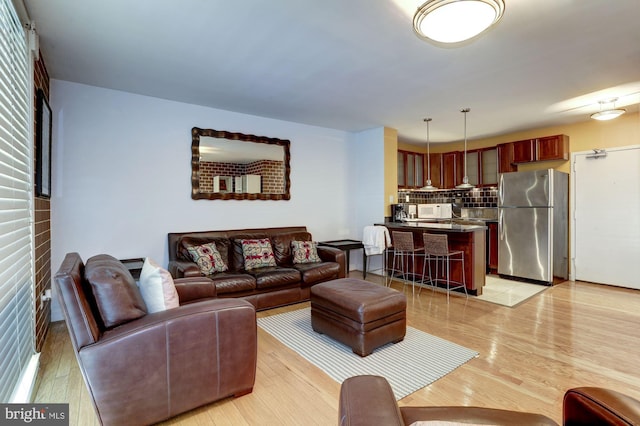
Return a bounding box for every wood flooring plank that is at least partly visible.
[33,275,640,425]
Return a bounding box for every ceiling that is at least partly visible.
[24,0,640,145]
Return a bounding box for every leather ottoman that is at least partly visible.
[310,278,407,356]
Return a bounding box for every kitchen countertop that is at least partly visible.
[381,221,486,232]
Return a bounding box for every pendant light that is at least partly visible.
[420,117,438,191]
[456,108,474,189]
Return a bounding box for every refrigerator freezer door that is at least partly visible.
[498,207,552,283]
[499,169,551,207]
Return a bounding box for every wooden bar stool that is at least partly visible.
[422,233,468,302]
[389,231,423,295]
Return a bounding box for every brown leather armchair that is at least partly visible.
[54,253,257,426]
[339,375,640,426]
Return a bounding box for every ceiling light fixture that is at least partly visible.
[413,0,505,44]
[590,98,626,121]
[420,118,438,191]
[456,108,474,189]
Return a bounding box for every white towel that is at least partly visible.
[363,225,391,256]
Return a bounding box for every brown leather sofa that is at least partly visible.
[339,375,640,425]
[168,226,346,311]
[54,253,257,426]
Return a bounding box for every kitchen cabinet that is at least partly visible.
[512,134,569,164]
[463,151,479,186]
[512,139,536,163]
[426,153,442,188]
[497,143,516,173]
[397,150,425,188]
[441,151,460,189]
[460,148,498,187]
[487,222,498,273]
[537,135,569,161]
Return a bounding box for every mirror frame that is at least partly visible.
[191,127,291,200]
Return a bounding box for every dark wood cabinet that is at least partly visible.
[426,153,442,188]
[537,135,569,161]
[512,139,536,163]
[441,151,459,189]
[487,222,498,273]
[497,143,516,173]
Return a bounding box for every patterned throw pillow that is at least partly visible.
[241,238,277,270]
[186,242,228,275]
[291,240,321,264]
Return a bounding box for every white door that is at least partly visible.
[572,145,640,289]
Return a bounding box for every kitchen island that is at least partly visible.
[378,221,487,296]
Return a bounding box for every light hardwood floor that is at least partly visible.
[34,274,640,425]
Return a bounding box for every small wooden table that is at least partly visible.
[318,239,365,277]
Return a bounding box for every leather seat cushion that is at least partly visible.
[208,272,256,294]
[248,267,301,290]
[294,262,341,286]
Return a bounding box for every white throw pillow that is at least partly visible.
[138,257,179,313]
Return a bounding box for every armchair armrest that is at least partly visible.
[339,375,404,426]
[168,259,201,278]
[563,387,640,425]
[78,298,257,425]
[174,276,216,303]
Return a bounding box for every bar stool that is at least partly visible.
[422,233,468,302]
[389,231,423,295]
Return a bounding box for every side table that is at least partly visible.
[318,239,366,278]
[120,258,145,280]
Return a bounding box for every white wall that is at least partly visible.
[50,80,382,320]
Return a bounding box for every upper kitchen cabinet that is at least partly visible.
[498,143,516,173]
[442,151,460,189]
[426,153,442,188]
[512,135,570,164]
[480,147,498,186]
[536,135,569,161]
[398,150,425,189]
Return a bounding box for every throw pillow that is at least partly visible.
[85,254,147,328]
[291,240,321,264]
[186,242,228,275]
[241,238,277,270]
[138,257,180,313]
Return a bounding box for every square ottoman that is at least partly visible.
[310,278,407,357]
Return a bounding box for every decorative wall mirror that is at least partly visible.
[191,127,291,200]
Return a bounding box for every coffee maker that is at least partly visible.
[390,204,407,222]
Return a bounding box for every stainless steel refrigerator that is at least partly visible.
[498,169,568,284]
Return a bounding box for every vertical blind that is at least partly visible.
[0,0,34,402]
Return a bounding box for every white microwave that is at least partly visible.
[418,203,453,219]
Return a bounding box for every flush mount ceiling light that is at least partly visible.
[420,118,438,191]
[456,108,474,189]
[413,0,505,44]
[590,98,626,121]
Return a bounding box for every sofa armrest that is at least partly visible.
[174,276,216,303]
[339,375,404,426]
[563,387,640,425]
[168,259,201,278]
[78,298,257,425]
[317,246,346,278]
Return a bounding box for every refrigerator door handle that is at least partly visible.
[498,174,504,206]
[498,208,504,240]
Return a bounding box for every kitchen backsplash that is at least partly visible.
[399,187,498,208]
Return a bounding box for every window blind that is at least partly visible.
[0,0,35,402]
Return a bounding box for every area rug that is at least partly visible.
[257,307,478,400]
[475,275,548,307]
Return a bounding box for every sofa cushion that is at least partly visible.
[85,254,147,328]
[240,238,277,270]
[138,257,179,313]
[294,262,341,286]
[291,240,322,264]
[272,231,313,265]
[209,272,256,294]
[249,267,301,290]
[185,242,228,275]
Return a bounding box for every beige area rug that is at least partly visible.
[475,275,548,307]
[257,307,478,400]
